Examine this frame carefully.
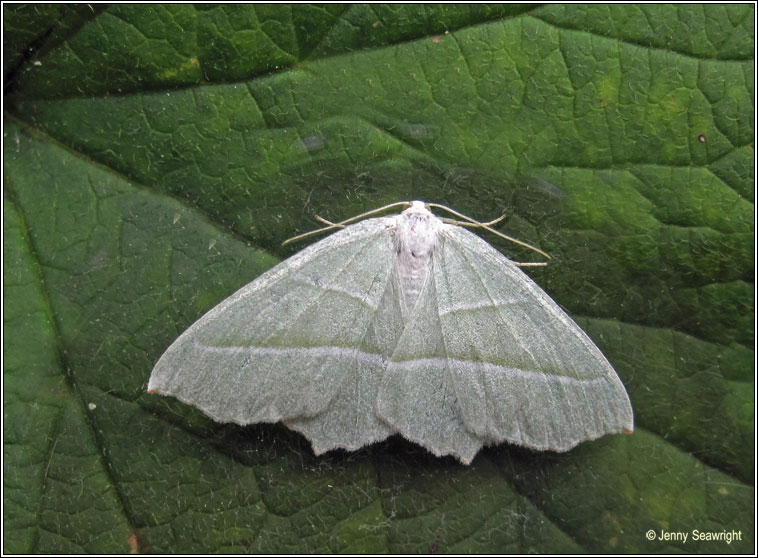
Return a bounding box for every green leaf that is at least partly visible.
[4,4,753,553]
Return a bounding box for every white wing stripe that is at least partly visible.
[391,357,607,387]
[195,343,604,386]
[438,298,523,316]
[195,343,386,366]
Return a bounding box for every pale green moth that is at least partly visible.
[148,201,633,464]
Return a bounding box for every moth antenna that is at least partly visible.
[442,215,506,228]
[427,202,551,260]
[283,201,413,246]
[315,216,342,227]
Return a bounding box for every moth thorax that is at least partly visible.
[395,205,441,311]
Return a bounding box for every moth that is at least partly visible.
[148,201,633,464]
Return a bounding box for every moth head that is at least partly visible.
[403,200,429,214]
[396,201,441,258]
